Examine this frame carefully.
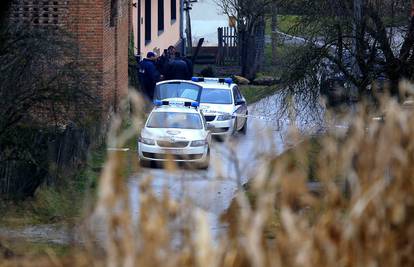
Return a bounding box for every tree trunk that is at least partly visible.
[352,0,364,92]
[271,2,278,65]
[242,17,265,80]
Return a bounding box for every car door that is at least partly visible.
[232,86,247,130]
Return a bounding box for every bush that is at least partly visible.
[200,66,215,77]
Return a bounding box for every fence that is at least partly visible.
[217,27,239,65]
[0,125,91,199]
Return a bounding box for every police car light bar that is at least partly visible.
[192,77,233,84]
[154,99,199,108]
[153,100,163,106]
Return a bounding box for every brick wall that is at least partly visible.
[10,0,130,117]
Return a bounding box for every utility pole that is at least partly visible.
[184,0,197,56]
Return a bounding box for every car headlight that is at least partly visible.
[139,137,155,145]
[216,114,233,121]
[190,140,207,147]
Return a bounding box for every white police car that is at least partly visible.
[192,77,248,138]
[138,98,212,169]
[153,78,248,139]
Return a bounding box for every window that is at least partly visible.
[11,0,63,26]
[155,82,202,102]
[145,0,151,42]
[232,87,243,103]
[110,0,118,27]
[200,89,233,104]
[158,0,164,33]
[171,0,176,21]
[147,112,203,129]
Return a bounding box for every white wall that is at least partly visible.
[132,0,181,57]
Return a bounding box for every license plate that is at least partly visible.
[163,149,183,154]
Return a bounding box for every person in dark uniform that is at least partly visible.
[157,45,177,77]
[138,52,161,101]
[182,55,194,80]
[164,52,191,80]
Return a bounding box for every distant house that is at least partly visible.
[132,0,183,57]
[8,0,131,115]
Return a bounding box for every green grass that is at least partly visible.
[0,145,106,226]
[266,15,302,35]
[240,85,281,104]
[1,238,72,258]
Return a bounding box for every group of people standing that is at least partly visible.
[138,45,193,101]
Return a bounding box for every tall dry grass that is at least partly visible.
[1,82,414,267]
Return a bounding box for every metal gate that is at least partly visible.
[217,27,239,65]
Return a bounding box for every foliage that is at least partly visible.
[274,0,414,97]
[0,22,99,199]
[128,30,140,90]
[0,25,97,135]
[0,143,105,225]
[239,84,281,103]
[216,0,273,79]
[199,66,216,77]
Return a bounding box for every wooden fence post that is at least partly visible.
[217,27,224,65]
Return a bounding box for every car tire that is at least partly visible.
[198,149,210,170]
[213,135,225,142]
[232,119,238,136]
[139,159,152,168]
[239,119,247,135]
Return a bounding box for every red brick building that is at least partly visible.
[9,0,130,115]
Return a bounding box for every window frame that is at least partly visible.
[158,0,164,34]
[170,0,177,22]
[145,0,152,44]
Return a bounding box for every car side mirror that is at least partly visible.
[236,100,246,105]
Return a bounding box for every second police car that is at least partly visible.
[153,77,248,140]
[192,77,248,138]
[138,98,212,169]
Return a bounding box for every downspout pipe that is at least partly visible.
[180,0,185,55]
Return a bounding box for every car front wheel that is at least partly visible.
[239,119,247,135]
[198,149,210,170]
[139,159,153,168]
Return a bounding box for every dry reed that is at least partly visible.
[1,82,414,267]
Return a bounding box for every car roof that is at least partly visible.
[196,81,235,90]
[151,105,201,114]
[157,79,235,90]
[156,80,201,87]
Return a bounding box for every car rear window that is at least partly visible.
[155,82,202,101]
[200,88,233,104]
[147,112,203,129]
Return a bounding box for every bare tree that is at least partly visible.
[277,0,413,98]
[0,26,97,137]
[0,23,98,198]
[216,0,273,79]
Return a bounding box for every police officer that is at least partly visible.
[164,52,191,80]
[138,52,161,101]
[157,45,176,77]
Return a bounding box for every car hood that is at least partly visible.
[199,103,234,115]
[141,128,206,141]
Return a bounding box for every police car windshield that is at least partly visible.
[200,88,232,104]
[147,112,203,129]
[156,82,201,101]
